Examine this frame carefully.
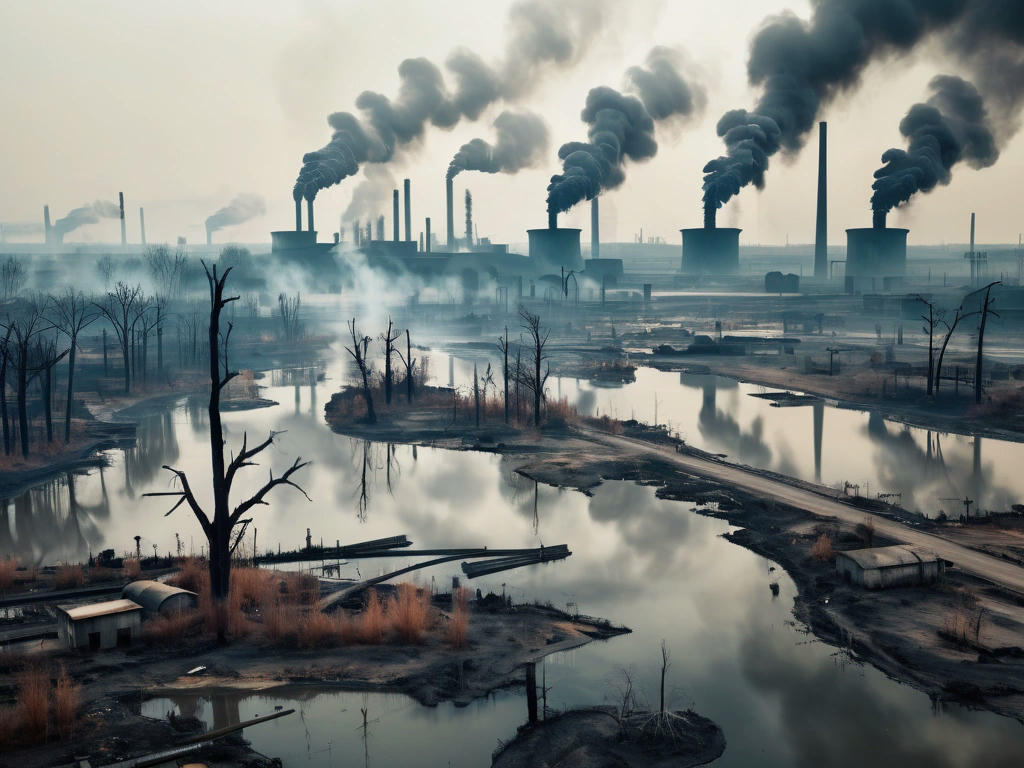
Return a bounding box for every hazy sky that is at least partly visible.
[1,0,1021,247]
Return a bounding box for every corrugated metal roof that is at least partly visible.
[58,599,142,621]
[838,545,938,570]
[121,580,197,613]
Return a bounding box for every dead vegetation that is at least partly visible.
[0,661,81,750]
[810,533,835,562]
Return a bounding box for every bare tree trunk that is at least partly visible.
[975,284,998,405]
[17,350,28,458]
[64,341,76,442]
[43,364,53,443]
[474,363,480,427]
[405,329,413,403]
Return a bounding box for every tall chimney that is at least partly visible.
[139,207,146,246]
[814,121,827,278]
[365,221,371,243]
[376,215,385,241]
[446,176,455,247]
[393,189,400,241]
[426,217,432,253]
[970,211,975,254]
[119,192,127,245]
[465,189,473,247]
[703,202,716,230]
[548,209,557,230]
[403,179,411,242]
[591,197,600,259]
[43,205,51,244]
[295,198,302,231]
[307,198,314,233]
[872,209,886,229]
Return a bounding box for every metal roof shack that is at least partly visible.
[836,545,945,589]
[122,580,199,617]
[57,599,142,650]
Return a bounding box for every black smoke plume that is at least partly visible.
[52,200,120,237]
[547,48,704,217]
[871,76,998,216]
[447,110,549,181]
[702,0,969,215]
[205,193,266,235]
[295,0,608,203]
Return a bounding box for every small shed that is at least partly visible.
[57,599,142,650]
[122,580,199,617]
[836,545,945,589]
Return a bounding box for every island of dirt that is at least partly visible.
[325,387,1024,721]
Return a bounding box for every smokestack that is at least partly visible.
[206,227,212,246]
[446,176,455,247]
[403,179,411,242]
[814,121,827,278]
[119,192,127,245]
[970,211,975,254]
[703,203,715,230]
[139,207,146,246]
[295,198,302,231]
[873,209,886,229]
[307,198,314,233]
[465,190,473,247]
[393,189,400,241]
[591,197,600,259]
[426,217,432,253]
[377,215,385,241]
[548,210,557,230]
[43,205,51,244]
[353,221,359,246]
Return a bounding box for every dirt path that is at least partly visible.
[590,429,1024,595]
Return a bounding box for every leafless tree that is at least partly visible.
[96,255,115,293]
[916,296,938,397]
[345,318,376,423]
[0,257,27,302]
[32,334,69,443]
[0,327,10,454]
[51,289,98,442]
[131,296,158,384]
[278,293,301,342]
[971,281,1000,404]
[394,329,417,404]
[145,264,309,638]
[497,327,510,424]
[934,304,977,394]
[146,244,188,374]
[518,306,550,426]
[95,282,144,393]
[473,363,480,427]
[6,303,44,457]
[380,317,401,406]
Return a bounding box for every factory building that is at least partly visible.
[57,599,142,650]
[835,545,944,589]
[122,580,198,617]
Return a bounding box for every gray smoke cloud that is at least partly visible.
[341,164,396,225]
[871,76,998,216]
[447,110,549,181]
[701,0,971,216]
[294,0,608,203]
[547,48,704,217]
[205,193,266,235]
[52,200,120,237]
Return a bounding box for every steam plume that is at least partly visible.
[295,0,608,203]
[205,193,267,235]
[447,110,549,180]
[342,164,397,225]
[547,48,704,216]
[52,200,120,237]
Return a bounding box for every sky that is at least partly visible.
[1,0,1021,248]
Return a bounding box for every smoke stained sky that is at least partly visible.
[1,0,1022,246]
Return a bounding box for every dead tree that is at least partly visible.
[146,244,187,375]
[278,293,301,342]
[51,289,98,442]
[497,327,510,424]
[33,335,69,443]
[145,264,309,636]
[380,317,401,406]
[132,298,158,385]
[7,306,43,458]
[473,363,480,427]
[395,329,416,403]
[934,305,976,394]
[0,257,26,302]
[345,318,376,423]
[0,327,11,454]
[972,281,1000,404]
[95,282,144,394]
[916,296,938,397]
[518,306,550,426]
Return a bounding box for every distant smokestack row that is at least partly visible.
[814,121,827,278]
[872,209,886,229]
[307,199,314,233]
[426,217,432,253]
[376,215,385,241]
[591,197,600,258]
[139,207,146,246]
[446,176,455,247]
[392,189,400,241]
[43,205,52,244]
[403,179,411,242]
[119,192,127,245]
[295,199,302,232]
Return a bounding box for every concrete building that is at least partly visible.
[57,599,142,650]
[122,580,198,617]
[835,545,944,589]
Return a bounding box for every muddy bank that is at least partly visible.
[492,706,725,768]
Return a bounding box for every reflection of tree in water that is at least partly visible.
[0,468,111,564]
[352,440,387,522]
[122,411,180,496]
[498,457,542,535]
[183,395,208,435]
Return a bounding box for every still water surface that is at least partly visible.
[3,351,1024,765]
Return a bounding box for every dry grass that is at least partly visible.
[0,557,16,591]
[121,557,141,580]
[388,583,431,643]
[17,664,49,743]
[53,664,80,740]
[447,587,470,649]
[810,533,835,562]
[167,557,205,592]
[356,589,386,644]
[54,564,84,589]
[297,610,348,648]
[143,611,202,644]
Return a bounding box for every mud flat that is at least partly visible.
[325,388,1024,720]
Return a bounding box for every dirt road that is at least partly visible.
[594,430,1024,595]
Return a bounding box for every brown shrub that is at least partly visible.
[17,664,49,743]
[55,565,84,589]
[168,558,206,593]
[855,518,876,547]
[143,611,202,644]
[122,557,141,580]
[54,664,80,740]
[0,557,16,592]
[389,583,431,643]
[356,589,385,644]
[810,533,835,562]
[297,610,347,648]
[447,587,470,649]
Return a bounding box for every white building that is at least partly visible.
[57,599,142,650]
[836,545,945,589]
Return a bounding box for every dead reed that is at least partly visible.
[53,664,80,740]
[121,557,141,580]
[54,564,84,589]
[447,587,470,649]
[143,611,202,644]
[0,557,16,591]
[356,589,386,644]
[17,664,49,742]
[810,533,835,562]
[389,583,431,643]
